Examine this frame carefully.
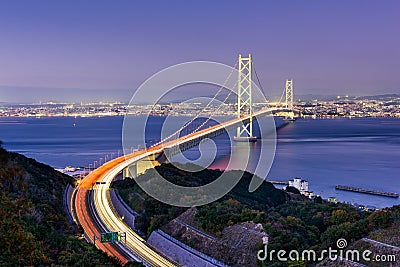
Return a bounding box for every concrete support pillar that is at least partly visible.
[123,163,137,179]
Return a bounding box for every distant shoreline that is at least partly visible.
[1,114,400,119]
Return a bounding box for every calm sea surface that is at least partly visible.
[0,116,399,208]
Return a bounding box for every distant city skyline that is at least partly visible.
[0,1,399,103]
[1,85,399,104]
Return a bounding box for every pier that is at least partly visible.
[266,180,289,185]
[335,185,399,198]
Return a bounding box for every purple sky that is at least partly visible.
[0,0,399,103]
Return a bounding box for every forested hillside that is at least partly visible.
[114,163,400,266]
[0,142,118,266]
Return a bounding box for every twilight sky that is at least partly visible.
[0,0,399,103]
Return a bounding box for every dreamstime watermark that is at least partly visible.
[257,238,397,263]
[122,61,277,207]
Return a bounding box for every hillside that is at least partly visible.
[0,142,118,266]
[112,163,287,237]
[114,163,400,266]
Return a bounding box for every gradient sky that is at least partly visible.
[0,0,399,103]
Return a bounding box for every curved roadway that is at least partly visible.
[74,108,280,266]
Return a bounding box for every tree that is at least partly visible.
[368,211,393,229]
[330,210,349,225]
[314,196,322,204]
[286,186,301,195]
[288,260,306,267]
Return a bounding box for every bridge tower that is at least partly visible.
[285,79,294,110]
[284,79,296,120]
[234,54,257,142]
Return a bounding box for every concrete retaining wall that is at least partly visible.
[109,189,139,230]
[148,230,229,267]
[63,184,74,223]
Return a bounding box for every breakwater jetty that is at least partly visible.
[266,180,289,185]
[335,185,399,198]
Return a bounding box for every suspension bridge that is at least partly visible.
[72,54,296,266]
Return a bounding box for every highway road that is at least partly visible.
[73,107,281,266]
[74,154,177,266]
[74,188,132,265]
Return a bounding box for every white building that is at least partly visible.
[288,177,309,193]
[287,177,314,198]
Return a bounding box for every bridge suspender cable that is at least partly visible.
[252,64,267,99]
[149,60,239,148]
[188,79,238,136]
